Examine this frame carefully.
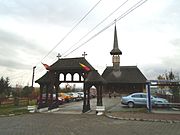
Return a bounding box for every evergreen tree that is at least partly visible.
[0,76,11,99]
[22,86,32,97]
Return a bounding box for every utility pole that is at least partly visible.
[31,66,36,88]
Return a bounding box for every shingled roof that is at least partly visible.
[85,70,106,84]
[49,57,95,71]
[102,66,147,83]
[35,57,97,84]
[35,71,51,84]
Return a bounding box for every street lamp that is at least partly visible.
[31,66,36,88]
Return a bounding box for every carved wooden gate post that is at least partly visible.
[82,83,91,113]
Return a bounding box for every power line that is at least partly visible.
[31,0,103,86]
[61,0,129,57]
[32,0,130,79]
[35,0,102,66]
[64,0,148,57]
[31,0,147,85]
[116,0,147,21]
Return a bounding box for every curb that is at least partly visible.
[48,108,60,112]
[0,112,31,117]
[105,113,180,123]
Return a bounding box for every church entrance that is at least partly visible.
[35,57,105,113]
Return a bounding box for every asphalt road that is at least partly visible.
[1,97,180,135]
[54,97,120,114]
[0,113,180,135]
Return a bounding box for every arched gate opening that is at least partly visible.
[35,57,105,113]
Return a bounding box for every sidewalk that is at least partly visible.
[105,111,180,123]
[105,102,180,123]
[36,96,180,123]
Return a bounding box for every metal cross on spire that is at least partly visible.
[57,53,61,60]
[82,52,87,58]
[114,19,117,24]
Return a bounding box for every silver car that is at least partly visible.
[121,93,169,108]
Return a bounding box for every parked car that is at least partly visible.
[59,93,72,102]
[68,92,82,101]
[77,92,84,99]
[37,94,64,105]
[121,93,169,108]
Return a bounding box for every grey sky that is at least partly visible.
[0,0,180,86]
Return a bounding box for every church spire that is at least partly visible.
[110,25,122,55]
[110,25,122,70]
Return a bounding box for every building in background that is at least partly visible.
[102,25,147,95]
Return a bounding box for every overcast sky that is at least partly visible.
[0,0,180,87]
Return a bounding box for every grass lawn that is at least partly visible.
[0,105,30,116]
[0,98,37,116]
[119,107,147,113]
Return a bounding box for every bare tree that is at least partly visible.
[157,71,180,102]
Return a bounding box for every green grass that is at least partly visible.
[119,107,147,113]
[28,99,37,106]
[0,105,29,116]
[0,99,37,116]
[107,107,148,113]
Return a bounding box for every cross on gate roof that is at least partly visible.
[35,57,100,84]
[49,57,95,71]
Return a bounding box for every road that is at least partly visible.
[0,113,180,135]
[1,97,180,135]
[52,97,120,114]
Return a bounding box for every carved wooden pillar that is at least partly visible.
[38,84,44,109]
[55,83,59,101]
[87,86,90,110]
[39,84,44,105]
[99,85,103,106]
[79,73,81,81]
[45,84,48,105]
[54,72,60,101]
[96,85,103,106]
[64,73,66,81]
[82,83,87,113]
[82,83,91,112]
[71,73,73,81]
[96,85,100,106]
[49,71,54,105]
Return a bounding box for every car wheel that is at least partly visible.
[156,104,163,108]
[128,102,134,108]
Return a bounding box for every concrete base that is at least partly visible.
[37,107,48,112]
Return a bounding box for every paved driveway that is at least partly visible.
[0,113,180,135]
[49,97,120,114]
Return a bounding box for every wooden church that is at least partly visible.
[102,25,147,94]
[35,25,147,111]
